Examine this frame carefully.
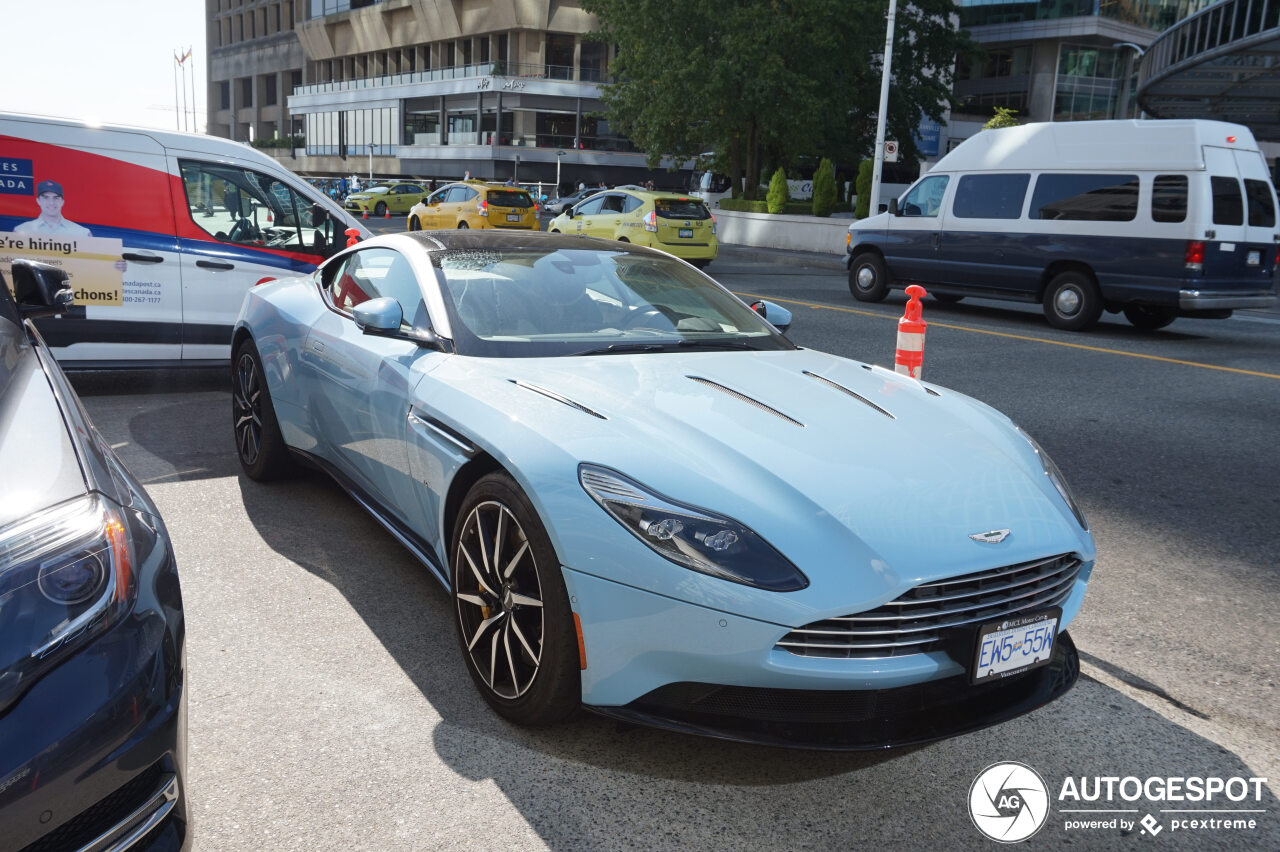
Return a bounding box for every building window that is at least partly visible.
[264,74,278,106]
[1054,46,1124,121]
[241,77,254,107]
[479,37,490,65]
[581,41,607,82]
[291,70,303,91]
[220,81,231,110]
[546,33,574,79]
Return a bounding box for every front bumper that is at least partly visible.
[564,564,1085,748]
[1179,288,1277,310]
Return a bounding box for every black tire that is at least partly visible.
[848,252,891,302]
[458,221,470,229]
[933,293,964,304]
[408,216,421,232]
[374,201,387,217]
[232,339,297,480]
[549,228,560,234]
[1042,270,1103,331]
[451,472,579,726]
[1123,305,1177,330]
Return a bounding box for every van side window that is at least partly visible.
[952,174,1030,219]
[1244,179,1276,228]
[1151,175,1188,223]
[180,161,332,260]
[899,175,949,217]
[1030,174,1138,221]
[1210,176,1244,226]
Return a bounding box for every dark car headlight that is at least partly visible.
[1016,426,1089,532]
[579,464,808,592]
[0,495,145,711]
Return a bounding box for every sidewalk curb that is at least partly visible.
[719,244,847,272]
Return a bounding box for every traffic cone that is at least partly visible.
[895,284,928,380]
[383,207,391,218]
[362,208,369,219]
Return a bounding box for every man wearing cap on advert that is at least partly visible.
[15,180,92,236]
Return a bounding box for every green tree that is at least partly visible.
[812,158,836,217]
[766,167,789,213]
[581,0,975,196]
[984,107,1020,130]
[855,159,873,219]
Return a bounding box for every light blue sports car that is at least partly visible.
[232,230,1096,749]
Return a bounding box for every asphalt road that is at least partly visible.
[68,243,1279,850]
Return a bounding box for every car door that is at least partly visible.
[303,246,444,527]
[884,174,949,284]
[587,193,628,239]
[419,187,449,229]
[939,172,1032,294]
[173,158,333,360]
[569,194,607,236]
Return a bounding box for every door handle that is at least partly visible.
[196,259,235,270]
[122,252,164,264]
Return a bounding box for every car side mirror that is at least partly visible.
[353,297,403,336]
[12,259,74,318]
[750,300,792,334]
[888,198,898,216]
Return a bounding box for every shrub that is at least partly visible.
[766,167,789,214]
[719,198,769,213]
[811,158,836,218]
[984,107,1020,130]
[855,159,873,219]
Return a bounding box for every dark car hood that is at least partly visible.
[0,319,86,528]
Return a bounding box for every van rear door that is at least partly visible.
[1201,146,1278,289]
[169,155,337,360]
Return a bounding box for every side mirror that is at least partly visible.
[888,198,898,216]
[750,300,793,334]
[12,260,74,318]
[353,297,403,336]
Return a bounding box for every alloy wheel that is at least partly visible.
[233,352,263,465]
[454,500,544,699]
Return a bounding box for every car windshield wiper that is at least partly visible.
[572,339,762,356]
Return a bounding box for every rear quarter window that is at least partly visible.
[951,174,1030,219]
[655,198,711,220]
[1151,175,1188,223]
[486,190,533,209]
[1031,174,1139,221]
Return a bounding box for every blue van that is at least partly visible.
[845,119,1279,330]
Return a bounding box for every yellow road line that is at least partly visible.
[736,292,1280,381]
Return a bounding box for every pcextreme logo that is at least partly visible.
[968,764,1271,843]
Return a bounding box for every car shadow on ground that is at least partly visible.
[234,471,1280,850]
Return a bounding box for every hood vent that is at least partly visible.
[803,371,895,420]
[509,380,606,420]
[685,376,804,427]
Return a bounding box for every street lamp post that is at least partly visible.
[556,149,567,195]
[368,144,374,185]
[869,0,899,219]
[1113,42,1147,120]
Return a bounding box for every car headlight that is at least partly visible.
[1015,426,1089,531]
[579,464,808,592]
[0,495,143,712]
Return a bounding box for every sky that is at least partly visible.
[5,2,208,132]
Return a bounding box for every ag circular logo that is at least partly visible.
[968,762,1050,843]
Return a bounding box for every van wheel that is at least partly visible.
[1123,305,1177,330]
[849,252,890,302]
[1043,271,1103,331]
[233,339,298,481]
[408,216,421,231]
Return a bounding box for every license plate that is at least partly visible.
[1247,250,1261,266]
[679,228,693,238]
[972,608,1060,684]
[506,213,522,222]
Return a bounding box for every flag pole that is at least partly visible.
[173,52,181,131]
[187,47,197,133]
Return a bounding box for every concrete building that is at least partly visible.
[207,0,674,191]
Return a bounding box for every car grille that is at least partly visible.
[776,553,1081,659]
[21,763,166,852]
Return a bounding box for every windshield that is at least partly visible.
[432,247,793,358]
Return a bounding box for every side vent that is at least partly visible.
[803,371,895,419]
[685,376,804,427]
[509,380,607,420]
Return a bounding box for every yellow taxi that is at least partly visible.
[344,182,429,217]
[407,181,539,231]
[546,189,718,267]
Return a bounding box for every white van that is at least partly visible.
[844,119,1279,330]
[0,113,369,365]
